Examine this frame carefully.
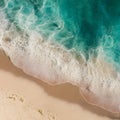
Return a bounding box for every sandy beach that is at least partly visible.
[0,50,116,120]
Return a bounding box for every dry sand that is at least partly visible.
[0,50,117,120]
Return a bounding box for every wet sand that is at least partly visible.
[0,50,117,120]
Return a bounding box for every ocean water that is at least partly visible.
[1,0,120,113]
[0,0,120,68]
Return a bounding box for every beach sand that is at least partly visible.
[0,50,115,120]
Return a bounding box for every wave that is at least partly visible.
[1,0,120,114]
[1,0,120,67]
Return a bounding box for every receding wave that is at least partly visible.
[0,0,120,113]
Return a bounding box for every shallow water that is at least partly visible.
[0,0,120,115]
[1,0,120,67]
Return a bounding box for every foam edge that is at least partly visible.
[1,11,120,115]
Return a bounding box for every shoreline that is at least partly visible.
[0,50,113,119]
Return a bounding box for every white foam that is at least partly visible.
[1,10,120,113]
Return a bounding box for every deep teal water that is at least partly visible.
[1,0,120,66]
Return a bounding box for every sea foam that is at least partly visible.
[1,0,120,114]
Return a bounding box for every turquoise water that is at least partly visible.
[1,0,120,67]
